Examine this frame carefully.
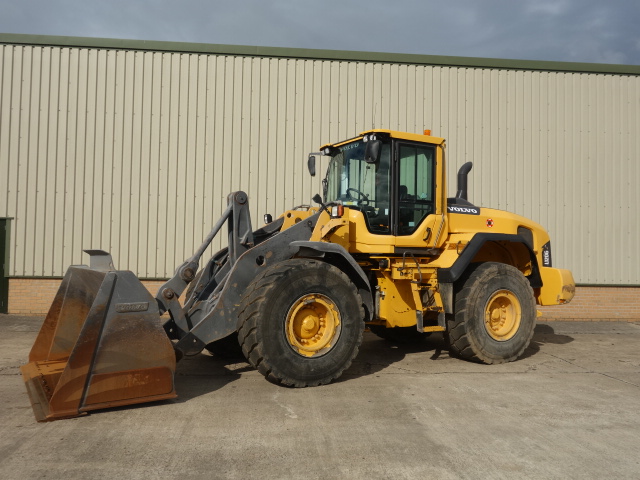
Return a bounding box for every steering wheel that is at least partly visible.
[346,187,370,206]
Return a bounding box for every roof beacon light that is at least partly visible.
[424,129,431,136]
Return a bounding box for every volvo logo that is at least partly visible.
[447,205,480,215]
[115,302,150,313]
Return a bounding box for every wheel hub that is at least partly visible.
[285,294,341,357]
[484,289,521,341]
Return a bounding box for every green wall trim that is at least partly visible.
[1,32,639,75]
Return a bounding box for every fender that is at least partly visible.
[437,233,543,287]
[290,240,374,322]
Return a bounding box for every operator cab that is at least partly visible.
[312,131,438,237]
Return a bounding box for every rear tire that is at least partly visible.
[238,259,364,387]
[448,262,536,364]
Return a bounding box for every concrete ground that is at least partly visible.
[1,315,639,480]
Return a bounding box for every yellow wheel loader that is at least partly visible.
[21,129,575,421]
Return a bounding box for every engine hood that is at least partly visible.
[447,204,551,247]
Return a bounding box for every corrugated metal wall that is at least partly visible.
[1,41,639,284]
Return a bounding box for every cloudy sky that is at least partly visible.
[2,0,639,65]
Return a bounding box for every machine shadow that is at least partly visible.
[170,352,253,403]
[519,322,575,360]
[94,324,571,416]
[173,331,451,399]
[338,331,449,382]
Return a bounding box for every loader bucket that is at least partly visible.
[21,264,177,421]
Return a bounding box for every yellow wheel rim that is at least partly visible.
[484,290,521,341]
[285,294,341,357]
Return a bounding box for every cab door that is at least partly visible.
[393,142,446,249]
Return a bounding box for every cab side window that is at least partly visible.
[398,144,435,235]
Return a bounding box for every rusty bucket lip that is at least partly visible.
[21,361,178,422]
[21,363,80,422]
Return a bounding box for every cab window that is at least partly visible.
[397,144,435,235]
[325,141,392,235]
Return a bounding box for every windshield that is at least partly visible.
[324,139,391,234]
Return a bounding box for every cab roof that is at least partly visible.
[320,129,446,150]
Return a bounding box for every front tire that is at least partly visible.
[238,259,364,387]
[448,262,536,364]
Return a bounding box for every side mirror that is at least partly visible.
[307,155,316,177]
[364,139,382,164]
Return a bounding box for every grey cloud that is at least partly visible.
[0,0,638,64]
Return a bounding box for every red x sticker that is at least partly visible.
[486,218,494,228]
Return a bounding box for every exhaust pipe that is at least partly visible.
[455,162,473,200]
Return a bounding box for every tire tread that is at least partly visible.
[238,258,364,387]
[447,262,536,364]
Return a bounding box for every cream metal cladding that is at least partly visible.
[0,35,639,284]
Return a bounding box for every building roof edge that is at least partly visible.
[1,32,639,75]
